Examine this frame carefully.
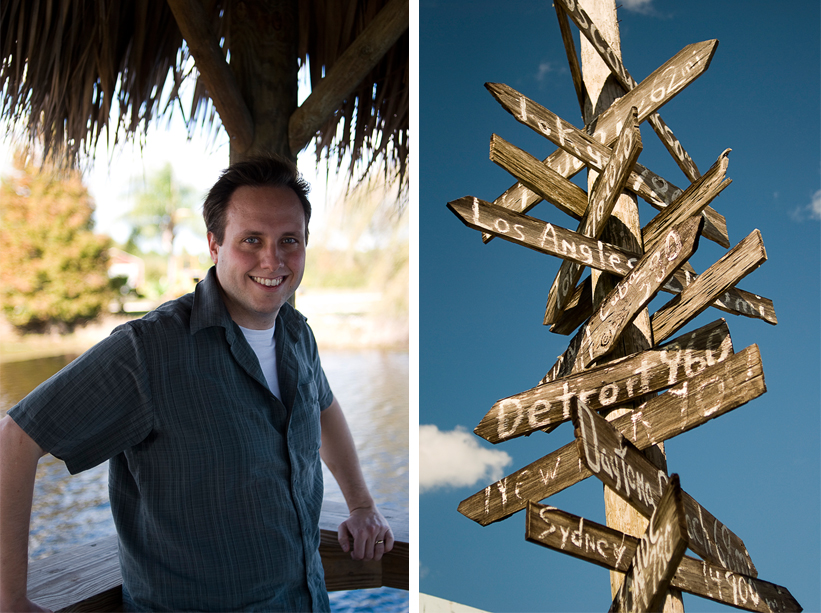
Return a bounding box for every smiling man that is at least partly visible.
[0,156,393,612]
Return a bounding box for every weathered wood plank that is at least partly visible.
[554,0,702,183]
[652,229,768,343]
[457,345,764,526]
[526,503,803,612]
[483,39,718,242]
[573,398,756,576]
[553,0,586,115]
[488,134,589,219]
[571,216,703,371]
[610,474,688,612]
[642,150,731,252]
[544,108,643,324]
[26,501,410,611]
[485,81,729,248]
[447,196,641,277]
[475,319,733,443]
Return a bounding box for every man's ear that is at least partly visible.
[207,232,220,264]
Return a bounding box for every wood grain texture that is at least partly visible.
[610,475,688,612]
[447,196,640,276]
[166,0,254,153]
[485,80,728,248]
[573,399,756,576]
[652,229,768,343]
[526,503,803,612]
[642,150,731,251]
[572,216,703,371]
[554,0,702,183]
[289,0,409,154]
[459,345,764,526]
[27,501,409,610]
[544,108,643,324]
[489,133,589,218]
[475,319,733,443]
[482,39,718,243]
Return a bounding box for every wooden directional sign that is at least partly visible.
[544,108,643,325]
[526,503,803,612]
[485,39,719,241]
[458,344,765,526]
[447,196,776,331]
[652,228,768,343]
[609,474,689,612]
[554,0,702,183]
[642,150,731,252]
[570,216,703,371]
[484,81,729,248]
[475,319,733,444]
[447,196,645,277]
[488,134,589,219]
[572,398,756,576]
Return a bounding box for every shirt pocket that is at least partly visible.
[292,380,322,455]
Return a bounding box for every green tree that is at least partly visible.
[124,163,204,293]
[0,154,114,332]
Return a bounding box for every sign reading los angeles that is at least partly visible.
[445,1,801,610]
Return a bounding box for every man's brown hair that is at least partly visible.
[203,155,312,245]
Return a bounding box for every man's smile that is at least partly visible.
[251,275,285,287]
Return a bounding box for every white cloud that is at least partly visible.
[536,61,556,82]
[419,424,512,493]
[810,189,821,220]
[621,0,654,13]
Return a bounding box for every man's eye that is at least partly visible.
[243,237,260,244]
[283,237,298,244]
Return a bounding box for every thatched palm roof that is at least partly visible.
[1,0,408,184]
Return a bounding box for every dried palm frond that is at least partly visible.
[1,0,409,188]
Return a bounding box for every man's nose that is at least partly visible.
[260,244,284,269]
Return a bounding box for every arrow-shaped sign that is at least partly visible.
[457,345,765,526]
[475,319,732,444]
[572,399,756,576]
[485,40,718,242]
[526,503,803,612]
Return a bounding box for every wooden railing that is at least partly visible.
[26,501,408,612]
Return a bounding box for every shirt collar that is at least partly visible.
[190,266,306,340]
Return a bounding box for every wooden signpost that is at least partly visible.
[446,1,802,610]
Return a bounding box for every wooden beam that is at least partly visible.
[166,0,254,153]
[610,475,689,612]
[288,0,409,155]
[26,501,409,611]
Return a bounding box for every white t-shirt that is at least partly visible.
[238,324,281,400]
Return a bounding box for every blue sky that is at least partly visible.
[419,1,820,611]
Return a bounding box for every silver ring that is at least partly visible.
[376,539,384,544]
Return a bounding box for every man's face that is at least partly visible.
[208,185,306,329]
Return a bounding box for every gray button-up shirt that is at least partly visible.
[10,268,334,611]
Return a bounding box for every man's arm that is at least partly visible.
[319,398,394,561]
[0,415,52,612]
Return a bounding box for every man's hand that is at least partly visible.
[337,505,394,561]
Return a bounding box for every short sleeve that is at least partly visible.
[8,326,153,474]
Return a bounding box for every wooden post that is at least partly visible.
[578,2,684,609]
[228,0,299,164]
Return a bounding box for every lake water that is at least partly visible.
[0,349,409,612]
